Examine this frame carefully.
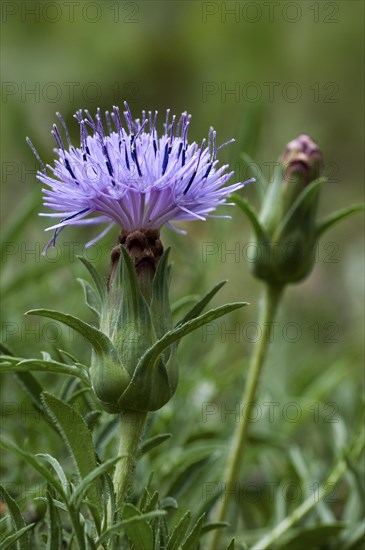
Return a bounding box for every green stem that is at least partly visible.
[209,284,283,550]
[113,410,147,511]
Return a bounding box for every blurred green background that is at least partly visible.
[1,0,364,544]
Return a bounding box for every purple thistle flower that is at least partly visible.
[27,102,253,250]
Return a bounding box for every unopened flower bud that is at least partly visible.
[251,135,324,286]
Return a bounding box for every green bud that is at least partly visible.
[90,230,178,414]
[252,134,324,286]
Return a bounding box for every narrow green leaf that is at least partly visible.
[182,513,205,550]
[36,454,69,497]
[70,456,121,508]
[0,438,64,495]
[25,309,117,359]
[121,503,154,550]
[138,472,156,512]
[226,539,235,550]
[142,491,159,514]
[231,193,266,241]
[138,302,247,371]
[1,357,90,384]
[0,524,35,550]
[176,281,226,327]
[46,489,62,550]
[140,433,172,456]
[103,472,116,532]
[57,349,80,364]
[0,485,27,550]
[78,255,108,304]
[77,278,100,317]
[166,510,191,550]
[316,203,365,238]
[41,392,100,516]
[95,510,166,546]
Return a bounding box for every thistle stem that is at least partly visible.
[209,284,283,550]
[113,410,147,510]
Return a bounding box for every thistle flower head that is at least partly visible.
[28,102,253,250]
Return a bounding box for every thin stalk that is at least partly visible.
[113,410,147,510]
[210,284,283,550]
